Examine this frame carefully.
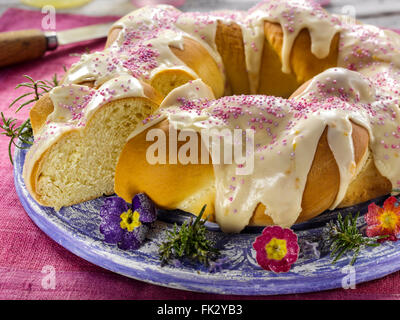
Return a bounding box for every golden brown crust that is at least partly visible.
[290,29,340,84]
[29,146,46,205]
[250,121,370,225]
[29,81,162,137]
[215,21,250,95]
[29,93,53,135]
[30,9,392,225]
[168,37,225,98]
[260,22,339,94]
[115,119,373,226]
[258,22,299,97]
[114,119,216,218]
[105,26,122,49]
[251,127,339,225]
[258,35,299,97]
[142,82,164,105]
[289,80,392,210]
[27,96,160,208]
[339,157,392,207]
[103,27,225,98]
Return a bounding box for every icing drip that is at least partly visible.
[162,84,327,231]
[62,0,342,95]
[296,67,400,200]
[159,66,400,232]
[24,74,146,185]
[63,52,130,87]
[64,6,199,86]
[25,0,400,232]
[338,19,400,72]
[243,0,341,91]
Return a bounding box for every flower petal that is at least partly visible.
[134,224,149,244]
[365,202,383,225]
[100,197,129,219]
[99,196,155,251]
[365,197,400,241]
[365,223,383,238]
[118,231,141,250]
[268,259,292,273]
[132,193,157,223]
[252,225,299,273]
[100,221,123,244]
[99,197,129,244]
[383,196,398,212]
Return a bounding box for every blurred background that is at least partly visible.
[0,0,400,28]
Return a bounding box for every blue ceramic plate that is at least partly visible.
[13,145,400,295]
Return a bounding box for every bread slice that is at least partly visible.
[23,83,162,211]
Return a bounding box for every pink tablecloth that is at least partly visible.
[1,7,400,300]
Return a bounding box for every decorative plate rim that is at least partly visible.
[13,146,400,295]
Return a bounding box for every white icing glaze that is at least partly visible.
[25,0,400,232]
[160,88,326,231]
[23,74,147,192]
[62,0,342,95]
[63,52,131,87]
[338,18,400,72]
[160,79,215,111]
[49,73,145,127]
[125,79,215,142]
[243,0,341,92]
[158,65,400,232]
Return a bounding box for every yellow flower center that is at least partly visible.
[120,209,141,232]
[265,237,287,261]
[379,210,399,230]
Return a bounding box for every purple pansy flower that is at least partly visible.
[99,193,157,250]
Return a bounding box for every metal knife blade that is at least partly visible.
[0,22,115,68]
[46,22,114,47]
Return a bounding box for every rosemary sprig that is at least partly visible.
[159,205,220,267]
[9,75,54,112]
[1,74,59,164]
[321,212,387,265]
[0,113,33,164]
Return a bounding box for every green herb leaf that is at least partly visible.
[0,113,33,164]
[159,205,220,267]
[1,73,60,164]
[321,212,388,265]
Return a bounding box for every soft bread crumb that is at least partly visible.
[34,98,157,210]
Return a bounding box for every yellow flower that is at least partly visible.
[265,237,288,261]
[366,196,400,240]
[120,209,141,232]
[253,226,299,272]
[379,210,399,230]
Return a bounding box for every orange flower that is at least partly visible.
[365,196,400,242]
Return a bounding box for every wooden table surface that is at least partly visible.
[1,0,400,29]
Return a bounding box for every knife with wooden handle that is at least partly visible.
[0,22,114,68]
